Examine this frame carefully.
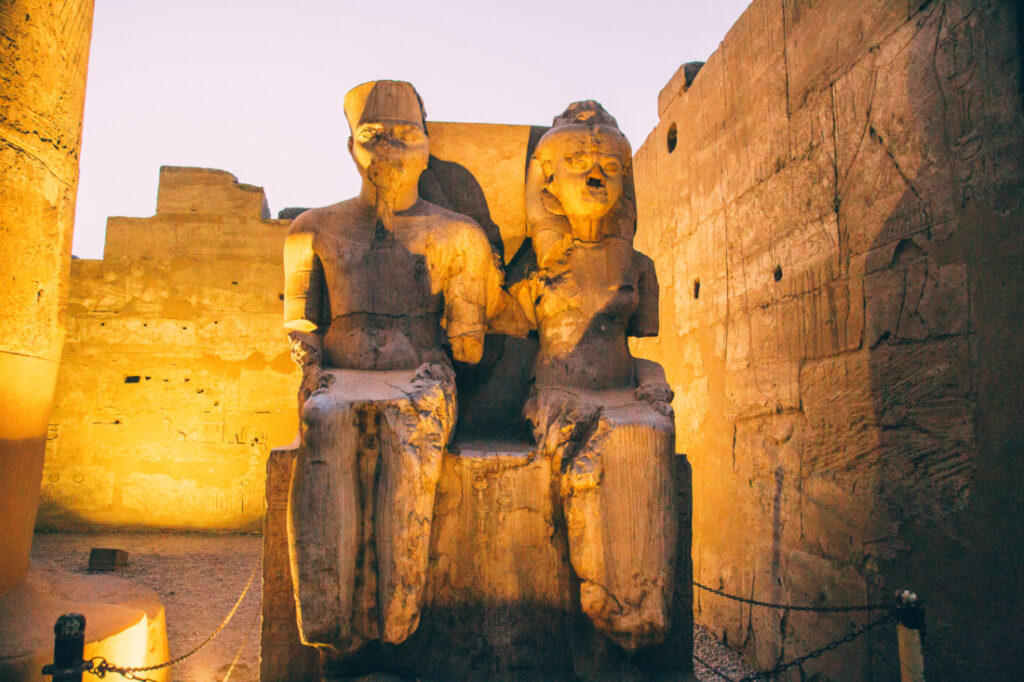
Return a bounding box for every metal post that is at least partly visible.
[895,590,926,682]
[41,613,92,682]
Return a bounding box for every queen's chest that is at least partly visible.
[537,244,638,322]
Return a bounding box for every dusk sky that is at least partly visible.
[72,0,751,258]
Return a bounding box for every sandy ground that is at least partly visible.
[30,532,757,681]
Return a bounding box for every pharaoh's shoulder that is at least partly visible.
[287,199,373,240]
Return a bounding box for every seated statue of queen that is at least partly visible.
[281,80,506,658]
[516,100,678,652]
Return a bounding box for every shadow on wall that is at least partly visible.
[844,2,1023,678]
[639,1,1024,679]
[419,136,549,441]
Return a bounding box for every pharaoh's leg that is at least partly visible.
[374,366,456,644]
[560,399,677,651]
[287,390,362,651]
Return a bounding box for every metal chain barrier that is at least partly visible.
[693,580,894,613]
[85,564,258,681]
[737,611,898,681]
[222,598,262,682]
[691,580,922,681]
[692,611,899,681]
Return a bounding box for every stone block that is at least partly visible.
[155,166,270,218]
[88,548,128,571]
[657,61,705,118]
[260,441,694,680]
[784,0,919,111]
[0,561,169,682]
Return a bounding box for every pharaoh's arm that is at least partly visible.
[283,219,325,369]
[443,222,506,365]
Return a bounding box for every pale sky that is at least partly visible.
[72,0,751,258]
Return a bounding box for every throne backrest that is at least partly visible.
[419,122,549,440]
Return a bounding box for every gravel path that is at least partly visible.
[31,532,757,681]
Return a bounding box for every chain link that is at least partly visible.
[693,580,894,613]
[737,611,898,681]
[692,611,898,681]
[87,564,258,680]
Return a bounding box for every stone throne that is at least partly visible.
[260,120,693,681]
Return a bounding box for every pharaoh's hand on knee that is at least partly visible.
[449,334,484,365]
[634,380,674,416]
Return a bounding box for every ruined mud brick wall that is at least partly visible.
[37,167,299,532]
[632,0,1023,679]
[0,0,95,593]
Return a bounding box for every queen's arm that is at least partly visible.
[629,253,672,414]
[627,252,659,338]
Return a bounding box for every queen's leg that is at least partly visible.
[561,400,677,652]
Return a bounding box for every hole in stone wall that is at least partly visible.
[231,281,238,285]
[773,265,783,282]
[124,376,140,384]
[667,123,678,153]
[693,278,701,299]
[278,293,284,301]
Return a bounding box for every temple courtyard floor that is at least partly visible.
[30,532,755,681]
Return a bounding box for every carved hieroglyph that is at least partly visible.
[282,80,506,656]
[517,101,678,652]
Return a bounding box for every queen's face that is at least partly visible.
[350,118,429,189]
[546,129,626,221]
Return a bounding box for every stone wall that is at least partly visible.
[632,0,1023,679]
[0,0,95,594]
[38,167,298,532]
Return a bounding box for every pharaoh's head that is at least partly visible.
[532,101,632,227]
[344,80,429,194]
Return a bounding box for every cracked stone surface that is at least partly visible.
[633,0,1024,678]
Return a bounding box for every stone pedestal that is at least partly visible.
[261,441,693,680]
[0,562,169,682]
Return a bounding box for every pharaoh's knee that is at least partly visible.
[302,392,340,429]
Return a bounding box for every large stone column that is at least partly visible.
[0,0,95,595]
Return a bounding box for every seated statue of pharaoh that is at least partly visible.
[516,100,678,652]
[282,80,506,658]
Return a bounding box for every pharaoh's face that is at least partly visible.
[350,119,429,190]
[544,128,627,221]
